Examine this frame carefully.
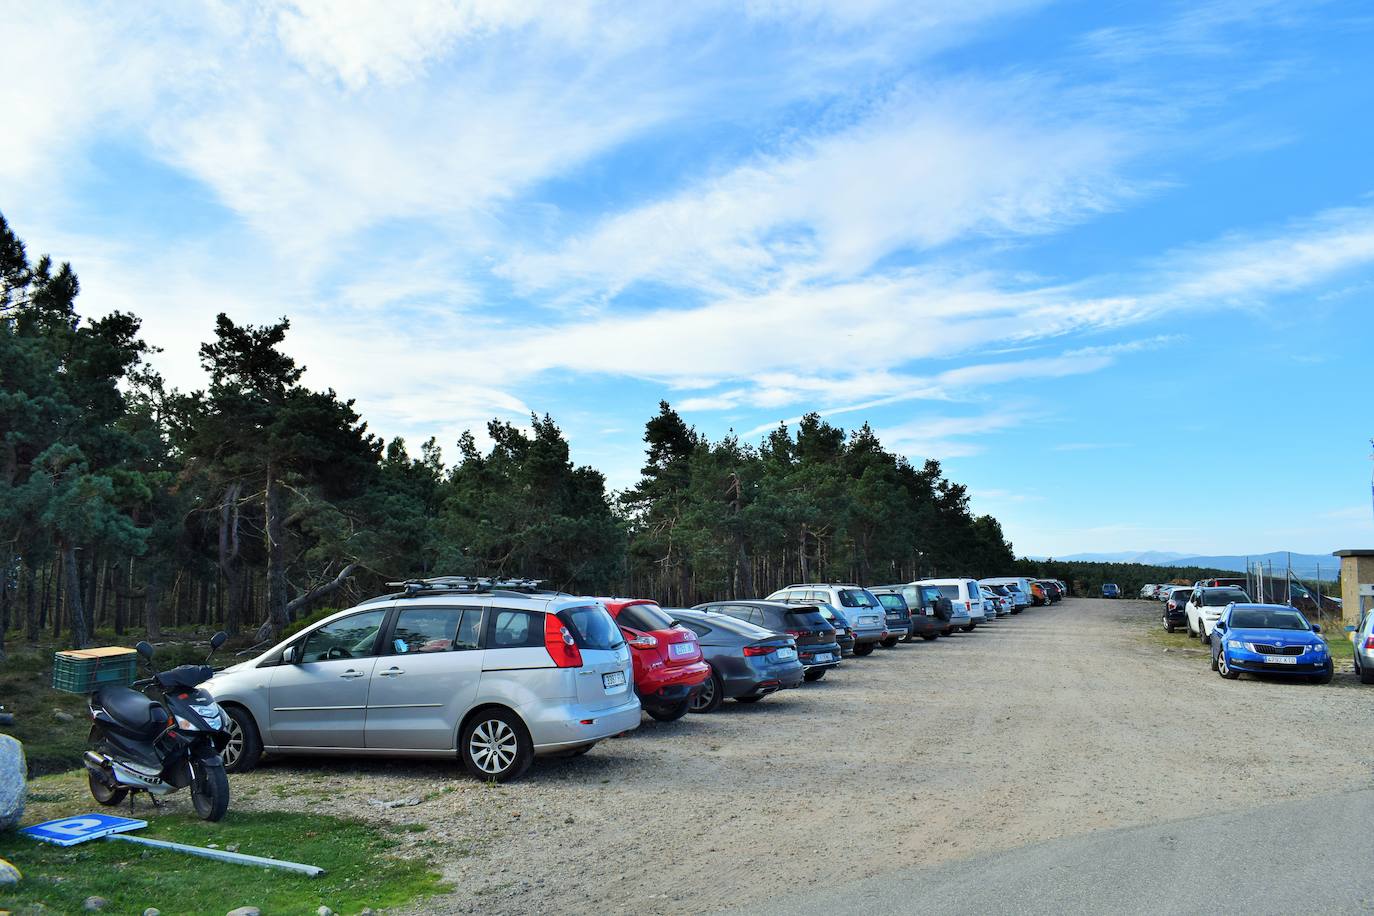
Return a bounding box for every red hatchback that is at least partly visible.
[598,598,710,722]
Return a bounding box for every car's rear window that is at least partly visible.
[1004,583,1021,592]
[785,608,828,629]
[698,613,773,638]
[935,585,960,601]
[616,602,676,631]
[1230,608,1309,629]
[559,605,625,650]
[1203,590,1248,607]
[877,594,906,611]
[837,589,878,608]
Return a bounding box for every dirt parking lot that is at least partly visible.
[189,598,1374,913]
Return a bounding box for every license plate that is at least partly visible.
[1262,656,1297,665]
[924,608,934,616]
[775,647,796,660]
[813,652,834,663]
[602,671,627,688]
[669,642,696,658]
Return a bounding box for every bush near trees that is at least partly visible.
[0,211,1014,654]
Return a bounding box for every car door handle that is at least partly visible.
[577,670,597,677]
[378,667,404,677]
[338,670,366,679]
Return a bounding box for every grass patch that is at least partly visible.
[0,808,446,915]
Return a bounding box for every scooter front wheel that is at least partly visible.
[189,760,229,822]
[88,769,127,806]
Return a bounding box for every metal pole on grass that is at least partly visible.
[104,833,324,876]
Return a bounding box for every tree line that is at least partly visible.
[0,211,1015,654]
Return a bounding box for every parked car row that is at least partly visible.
[204,573,1056,782]
[1153,579,1336,686]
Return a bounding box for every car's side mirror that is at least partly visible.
[282,645,299,665]
[135,640,154,666]
[1215,623,1226,632]
[1312,624,1322,633]
[210,631,228,650]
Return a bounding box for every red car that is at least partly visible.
[598,598,710,722]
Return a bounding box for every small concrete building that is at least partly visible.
[1333,548,1374,625]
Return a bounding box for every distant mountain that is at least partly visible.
[1049,551,1189,564]
[1033,550,1338,580]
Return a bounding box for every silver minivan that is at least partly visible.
[206,578,639,782]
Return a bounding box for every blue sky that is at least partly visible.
[2,0,1372,557]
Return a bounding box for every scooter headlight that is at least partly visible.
[187,704,223,729]
[174,715,198,731]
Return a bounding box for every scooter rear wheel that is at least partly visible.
[88,769,127,806]
[190,760,230,822]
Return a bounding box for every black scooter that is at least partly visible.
[84,632,232,821]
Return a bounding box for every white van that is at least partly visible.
[915,578,986,630]
[979,577,1034,610]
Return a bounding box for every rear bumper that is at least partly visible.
[908,615,944,637]
[721,660,805,697]
[635,662,711,713]
[528,697,642,752]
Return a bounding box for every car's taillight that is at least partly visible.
[543,615,582,668]
[626,634,658,649]
[965,600,972,611]
[743,644,775,656]
[1364,636,1374,650]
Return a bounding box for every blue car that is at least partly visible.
[1101,583,1121,599]
[1208,603,1333,683]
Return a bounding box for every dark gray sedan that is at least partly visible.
[666,608,806,713]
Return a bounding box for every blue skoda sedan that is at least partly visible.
[1209,603,1332,684]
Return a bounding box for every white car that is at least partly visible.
[917,578,987,630]
[1140,584,1159,599]
[980,577,1033,610]
[1185,586,1251,641]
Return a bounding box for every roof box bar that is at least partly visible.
[385,576,546,596]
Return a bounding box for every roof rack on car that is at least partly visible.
[386,576,547,597]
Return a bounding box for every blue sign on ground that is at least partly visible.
[21,813,147,846]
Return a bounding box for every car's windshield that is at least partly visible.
[617,602,676,631]
[837,589,879,608]
[560,605,625,650]
[1203,590,1248,607]
[1230,608,1310,630]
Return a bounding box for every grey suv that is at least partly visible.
[765,584,887,655]
[206,577,639,782]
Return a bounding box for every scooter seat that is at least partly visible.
[94,685,165,737]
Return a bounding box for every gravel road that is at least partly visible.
[217,597,1374,914]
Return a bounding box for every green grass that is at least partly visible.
[0,807,446,915]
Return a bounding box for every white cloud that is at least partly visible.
[502,80,1138,298]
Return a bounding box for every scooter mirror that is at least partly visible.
[210,631,228,651]
[135,640,154,665]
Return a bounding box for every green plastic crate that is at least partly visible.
[51,647,138,694]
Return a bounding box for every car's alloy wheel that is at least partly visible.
[461,710,532,781]
[1218,652,1239,680]
[691,670,724,714]
[221,705,262,773]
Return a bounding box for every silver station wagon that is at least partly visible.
[206,577,639,781]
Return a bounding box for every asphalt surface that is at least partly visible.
[750,787,1374,915]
